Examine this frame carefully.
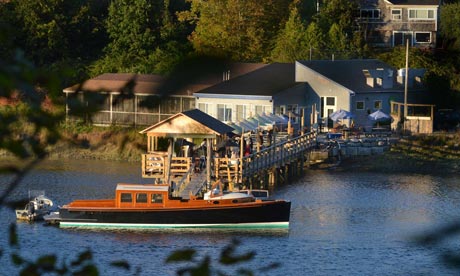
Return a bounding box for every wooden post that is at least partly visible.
[301,108,305,135]
[240,127,244,184]
[206,138,212,189]
[165,138,173,186]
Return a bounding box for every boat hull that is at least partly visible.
[57,201,291,229]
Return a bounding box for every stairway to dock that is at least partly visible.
[178,170,207,199]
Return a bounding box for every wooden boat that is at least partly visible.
[45,182,291,229]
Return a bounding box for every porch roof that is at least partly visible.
[139,109,234,138]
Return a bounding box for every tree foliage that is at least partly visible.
[440,3,460,50]
[270,2,310,62]
[91,0,191,75]
[10,0,108,70]
[179,0,291,62]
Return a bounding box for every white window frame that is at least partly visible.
[217,104,232,122]
[414,32,431,44]
[408,9,435,20]
[320,96,337,118]
[236,104,248,121]
[391,9,402,20]
[198,102,210,113]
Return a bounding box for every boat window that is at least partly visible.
[120,193,132,203]
[151,193,163,203]
[136,193,147,203]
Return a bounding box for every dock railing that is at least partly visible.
[142,153,192,179]
[213,132,317,179]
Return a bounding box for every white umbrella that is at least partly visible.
[368,110,391,128]
[368,110,391,121]
[329,109,354,121]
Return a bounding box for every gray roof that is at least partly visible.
[297,59,399,93]
[63,63,267,95]
[194,63,296,97]
[182,109,234,135]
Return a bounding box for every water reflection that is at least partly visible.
[1,159,460,275]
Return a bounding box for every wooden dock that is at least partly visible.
[141,132,319,197]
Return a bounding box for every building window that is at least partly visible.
[136,193,147,203]
[255,105,271,115]
[236,105,247,121]
[120,193,132,203]
[360,9,380,19]
[217,104,232,121]
[198,103,209,113]
[320,97,336,118]
[393,32,413,47]
[182,98,195,111]
[151,194,163,204]
[415,32,431,43]
[374,100,382,110]
[391,9,402,20]
[161,97,181,114]
[137,95,160,113]
[113,95,134,112]
[356,101,365,110]
[409,9,435,20]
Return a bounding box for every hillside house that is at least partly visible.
[357,0,441,48]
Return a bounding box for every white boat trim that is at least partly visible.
[59,221,289,229]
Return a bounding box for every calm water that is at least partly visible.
[1,159,460,275]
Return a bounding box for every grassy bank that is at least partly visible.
[2,121,459,175]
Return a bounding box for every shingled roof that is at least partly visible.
[63,63,268,96]
[139,109,234,138]
[297,59,400,93]
[194,63,296,97]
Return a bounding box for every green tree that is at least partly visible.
[10,0,108,71]
[327,23,349,58]
[270,2,310,62]
[378,46,460,108]
[440,3,460,50]
[314,0,358,35]
[179,0,291,62]
[90,0,159,74]
[304,22,326,60]
[91,0,191,75]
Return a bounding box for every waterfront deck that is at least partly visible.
[141,132,319,197]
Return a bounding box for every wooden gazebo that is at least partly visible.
[139,109,234,188]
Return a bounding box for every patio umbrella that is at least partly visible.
[329,109,354,121]
[254,114,273,125]
[226,122,242,134]
[238,119,258,131]
[368,110,391,121]
[368,110,391,127]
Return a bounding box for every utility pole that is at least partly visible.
[403,38,409,133]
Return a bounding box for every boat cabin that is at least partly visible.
[116,184,169,208]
